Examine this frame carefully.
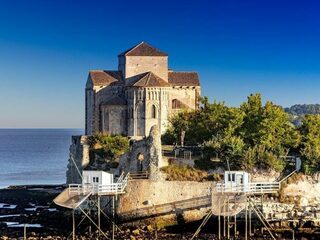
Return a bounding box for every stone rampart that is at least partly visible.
[117,180,212,226]
[66,135,90,184]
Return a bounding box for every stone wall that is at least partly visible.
[85,88,94,135]
[66,136,90,184]
[86,85,124,135]
[144,88,169,136]
[117,180,212,226]
[125,56,168,80]
[125,87,170,137]
[118,125,166,179]
[101,105,127,135]
[169,87,200,114]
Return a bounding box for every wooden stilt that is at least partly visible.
[227,196,230,239]
[24,224,26,240]
[112,196,115,240]
[292,229,295,240]
[72,210,75,240]
[98,196,101,236]
[245,197,248,240]
[218,198,221,240]
[88,205,92,235]
[79,207,108,239]
[223,198,226,237]
[249,199,252,237]
[234,213,237,238]
[234,196,237,238]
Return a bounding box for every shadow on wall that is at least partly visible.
[119,195,211,222]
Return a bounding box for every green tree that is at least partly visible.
[164,93,303,173]
[241,147,256,170]
[240,94,300,155]
[259,101,300,154]
[299,115,320,173]
[169,110,192,146]
[186,97,244,145]
[88,133,129,161]
[240,93,264,145]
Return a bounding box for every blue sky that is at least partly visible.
[0,0,319,128]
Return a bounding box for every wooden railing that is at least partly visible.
[68,184,93,195]
[128,171,149,180]
[216,182,280,194]
[279,170,296,184]
[68,172,130,195]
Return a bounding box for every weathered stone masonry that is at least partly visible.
[85,42,201,138]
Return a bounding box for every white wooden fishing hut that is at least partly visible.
[216,170,279,194]
[224,171,250,187]
[54,170,130,240]
[82,170,114,185]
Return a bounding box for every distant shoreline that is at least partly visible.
[3,184,66,190]
[0,128,84,130]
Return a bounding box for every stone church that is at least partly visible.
[85,42,201,137]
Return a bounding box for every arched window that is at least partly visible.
[137,103,144,119]
[151,105,157,118]
[172,99,178,109]
[128,107,133,119]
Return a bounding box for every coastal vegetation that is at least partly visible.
[163,93,320,174]
[161,165,221,181]
[161,165,207,181]
[87,133,129,167]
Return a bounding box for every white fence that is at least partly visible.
[68,172,130,196]
[216,182,280,194]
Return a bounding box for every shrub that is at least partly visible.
[194,158,216,171]
[161,165,208,181]
[88,134,129,161]
[206,173,222,181]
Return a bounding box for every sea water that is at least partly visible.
[0,129,83,188]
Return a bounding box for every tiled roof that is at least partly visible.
[119,42,168,57]
[168,72,200,86]
[101,96,126,106]
[89,70,123,86]
[127,72,171,87]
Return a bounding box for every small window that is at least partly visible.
[130,107,133,118]
[228,173,235,182]
[151,105,157,118]
[93,177,99,183]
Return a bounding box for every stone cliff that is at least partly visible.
[66,136,90,184]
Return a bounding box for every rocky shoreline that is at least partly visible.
[1,185,320,239]
[0,186,217,239]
